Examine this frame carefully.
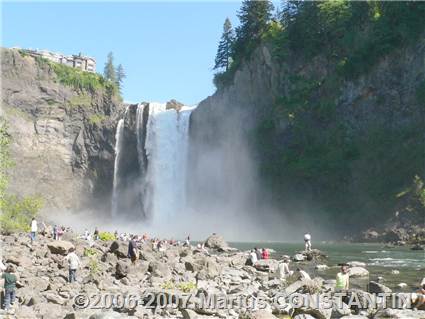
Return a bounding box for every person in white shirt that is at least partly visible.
[296,268,311,281]
[249,249,258,265]
[64,248,81,283]
[30,218,38,243]
[304,233,312,251]
[277,258,293,280]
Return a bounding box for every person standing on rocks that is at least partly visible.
[255,247,262,260]
[128,235,138,264]
[277,257,293,280]
[30,217,37,243]
[64,247,81,283]
[261,248,270,260]
[247,249,258,266]
[1,265,19,311]
[304,232,312,251]
[94,227,99,240]
[335,263,350,291]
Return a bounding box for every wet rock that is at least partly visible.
[293,254,306,262]
[347,261,366,267]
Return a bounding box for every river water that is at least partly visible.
[232,242,424,291]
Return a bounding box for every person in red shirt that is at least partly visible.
[261,248,269,260]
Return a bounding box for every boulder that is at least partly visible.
[348,267,369,277]
[368,281,392,294]
[109,241,128,258]
[374,309,425,318]
[293,254,306,262]
[148,261,171,278]
[246,310,278,319]
[347,261,366,267]
[255,259,279,272]
[47,241,74,255]
[6,254,33,267]
[204,234,230,251]
[315,264,329,271]
[166,99,184,111]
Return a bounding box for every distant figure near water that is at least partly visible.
[304,232,312,251]
[335,263,350,290]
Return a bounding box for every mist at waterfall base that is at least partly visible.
[64,102,331,242]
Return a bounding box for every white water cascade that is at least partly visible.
[112,102,195,226]
[144,102,194,225]
[111,118,125,218]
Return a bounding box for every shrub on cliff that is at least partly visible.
[0,194,43,234]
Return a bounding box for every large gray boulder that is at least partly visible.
[368,281,392,293]
[204,234,230,251]
[109,241,128,258]
[349,267,369,277]
[47,241,74,255]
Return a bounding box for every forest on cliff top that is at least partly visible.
[212,1,425,232]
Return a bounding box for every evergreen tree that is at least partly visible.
[103,52,116,83]
[234,0,274,55]
[115,64,126,92]
[214,18,235,71]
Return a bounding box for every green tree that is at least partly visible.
[103,52,116,83]
[115,64,126,92]
[234,0,274,56]
[214,18,235,71]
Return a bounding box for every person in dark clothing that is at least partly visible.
[1,265,18,310]
[128,235,138,264]
[93,227,99,240]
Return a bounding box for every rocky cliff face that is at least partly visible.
[1,48,122,213]
[190,38,425,234]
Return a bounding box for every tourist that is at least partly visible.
[30,217,37,243]
[296,268,311,280]
[94,227,99,240]
[184,235,190,247]
[261,248,270,260]
[248,249,258,266]
[53,225,58,240]
[412,278,425,310]
[1,265,19,311]
[128,235,138,264]
[0,259,6,272]
[304,232,312,251]
[255,247,262,260]
[83,229,89,240]
[57,226,64,240]
[277,257,293,280]
[114,230,118,240]
[335,263,350,290]
[64,247,81,283]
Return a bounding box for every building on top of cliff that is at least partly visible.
[16,48,96,73]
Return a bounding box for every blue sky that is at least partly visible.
[2,1,245,105]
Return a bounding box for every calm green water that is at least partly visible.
[231,242,424,291]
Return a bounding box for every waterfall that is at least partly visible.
[111,118,125,217]
[144,102,194,224]
[112,102,195,224]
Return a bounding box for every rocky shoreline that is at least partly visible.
[0,231,424,319]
